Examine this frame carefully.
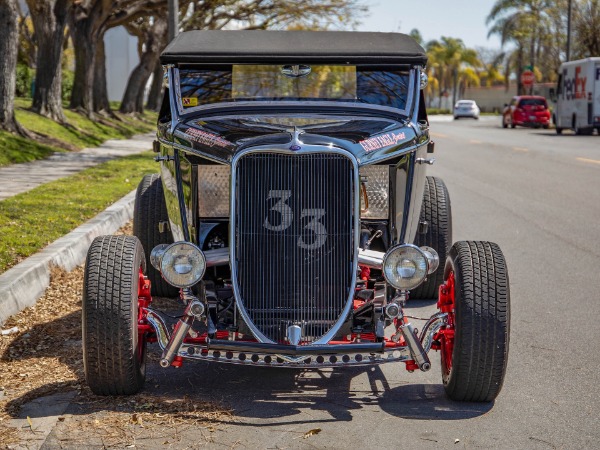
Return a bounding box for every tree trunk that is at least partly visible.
[146,62,163,111]
[516,45,524,96]
[0,0,26,135]
[27,0,70,123]
[120,50,158,114]
[93,36,113,114]
[121,18,167,114]
[69,15,96,115]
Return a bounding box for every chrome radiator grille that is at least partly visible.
[233,152,356,343]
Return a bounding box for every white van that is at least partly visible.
[552,57,600,135]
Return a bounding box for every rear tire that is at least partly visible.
[83,235,147,396]
[440,241,510,402]
[133,173,178,298]
[411,176,452,300]
[576,127,593,136]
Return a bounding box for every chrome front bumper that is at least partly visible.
[145,308,447,368]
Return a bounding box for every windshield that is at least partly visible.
[519,98,547,107]
[177,65,411,112]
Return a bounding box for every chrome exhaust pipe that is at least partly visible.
[204,247,229,267]
[420,312,448,353]
[145,309,170,349]
[358,248,384,269]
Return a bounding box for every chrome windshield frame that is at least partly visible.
[172,67,418,120]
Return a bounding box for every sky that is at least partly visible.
[357,0,503,50]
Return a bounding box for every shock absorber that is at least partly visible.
[389,293,431,372]
[159,289,205,368]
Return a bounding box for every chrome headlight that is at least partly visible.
[383,244,429,290]
[151,242,206,288]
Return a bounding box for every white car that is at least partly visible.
[454,100,480,119]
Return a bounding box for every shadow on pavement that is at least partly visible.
[3,314,490,426]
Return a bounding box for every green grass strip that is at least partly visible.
[0,99,156,167]
[0,130,59,166]
[0,151,158,273]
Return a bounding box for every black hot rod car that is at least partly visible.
[83,31,510,402]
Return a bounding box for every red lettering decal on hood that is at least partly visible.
[359,132,406,152]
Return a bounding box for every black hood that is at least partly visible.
[165,113,423,166]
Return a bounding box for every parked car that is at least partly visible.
[551,57,600,135]
[502,95,551,129]
[453,100,480,119]
[82,30,510,403]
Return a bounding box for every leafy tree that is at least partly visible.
[573,0,600,57]
[68,0,165,116]
[120,0,367,114]
[409,28,423,46]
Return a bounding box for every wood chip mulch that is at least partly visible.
[0,222,232,448]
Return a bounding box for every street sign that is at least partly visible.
[521,70,535,87]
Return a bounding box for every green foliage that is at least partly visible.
[427,108,452,115]
[16,64,34,98]
[484,0,600,86]
[62,70,75,101]
[0,152,157,273]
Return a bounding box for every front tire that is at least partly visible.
[411,177,452,300]
[440,241,510,402]
[133,173,178,298]
[83,235,147,396]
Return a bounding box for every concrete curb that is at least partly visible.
[0,189,137,326]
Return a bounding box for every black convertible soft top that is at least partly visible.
[160,30,427,66]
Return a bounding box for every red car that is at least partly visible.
[502,95,551,129]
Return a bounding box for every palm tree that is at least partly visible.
[477,50,507,87]
[426,37,480,107]
[486,0,554,94]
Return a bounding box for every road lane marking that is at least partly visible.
[430,132,447,138]
[512,147,529,152]
[469,139,483,144]
[576,157,600,165]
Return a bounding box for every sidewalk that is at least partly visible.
[0,132,154,200]
[0,132,155,324]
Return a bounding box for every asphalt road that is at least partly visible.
[44,117,600,448]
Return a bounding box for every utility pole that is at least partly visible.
[452,67,458,107]
[566,0,572,61]
[168,0,179,43]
